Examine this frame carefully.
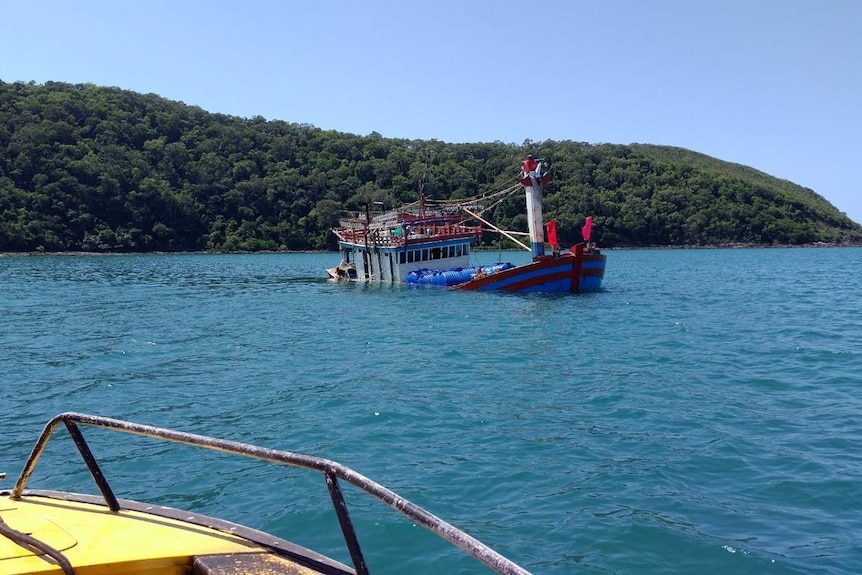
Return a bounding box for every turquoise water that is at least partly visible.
[2,248,861,574]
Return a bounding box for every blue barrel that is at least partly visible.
[408,265,514,286]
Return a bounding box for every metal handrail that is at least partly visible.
[10,412,531,575]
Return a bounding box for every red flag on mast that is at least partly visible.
[545,219,559,249]
[582,216,593,242]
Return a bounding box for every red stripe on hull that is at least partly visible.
[497,269,574,292]
[457,251,605,292]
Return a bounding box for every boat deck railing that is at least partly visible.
[334,225,482,247]
[9,412,530,575]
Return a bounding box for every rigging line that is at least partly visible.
[462,184,522,206]
[472,191,521,219]
[458,186,523,224]
[478,185,523,206]
[430,183,522,207]
[0,516,75,575]
[460,206,530,252]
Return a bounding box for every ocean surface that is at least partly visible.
[2,247,861,574]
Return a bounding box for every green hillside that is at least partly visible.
[2,80,860,252]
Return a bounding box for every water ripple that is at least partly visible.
[2,248,862,574]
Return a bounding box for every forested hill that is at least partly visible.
[2,80,860,253]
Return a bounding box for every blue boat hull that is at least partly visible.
[456,249,606,293]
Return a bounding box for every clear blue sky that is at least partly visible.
[3,0,861,223]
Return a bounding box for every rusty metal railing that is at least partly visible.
[9,412,531,575]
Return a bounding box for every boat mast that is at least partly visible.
[363,201,371,278]
[520,155,546,258]
[418,152,429,219]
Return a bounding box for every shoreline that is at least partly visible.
[3,242,862,258]
[0,250,329,257]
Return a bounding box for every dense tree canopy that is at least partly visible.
[2,80,860,252]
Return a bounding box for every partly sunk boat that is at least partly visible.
[327,156,606,293]
[0,412,530,575]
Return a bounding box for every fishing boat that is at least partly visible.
[0,412,531,575]
[327,156,606,292]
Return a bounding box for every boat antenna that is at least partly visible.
[418,150,430,218]
[418,174,426,218]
